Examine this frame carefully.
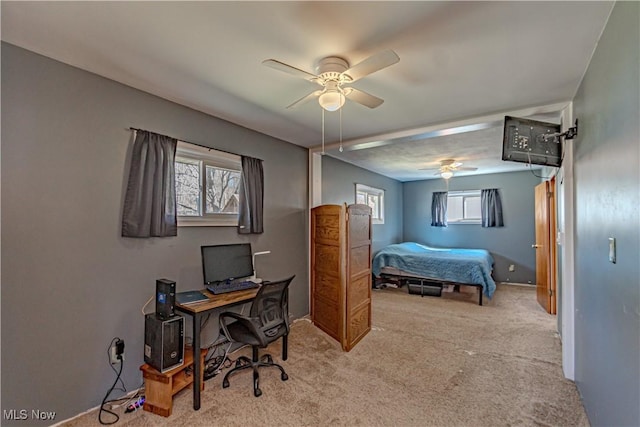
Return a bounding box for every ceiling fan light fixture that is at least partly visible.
[318,89,346,112]
[441,170,454,180]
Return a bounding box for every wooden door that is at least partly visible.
[534,179,556,314]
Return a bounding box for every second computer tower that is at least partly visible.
[144,314,184,373]
[155,278,176,319]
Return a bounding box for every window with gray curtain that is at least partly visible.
[431,191,448,227]
[481,188,504,227]
[238,156,264,234]
[122,130,177,237]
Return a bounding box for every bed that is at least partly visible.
[372,242,496,305]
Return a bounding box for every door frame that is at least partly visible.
[558,105,576,380]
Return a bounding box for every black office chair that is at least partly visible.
[219,275,294,397]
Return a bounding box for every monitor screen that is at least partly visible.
[502,116,562,167]
[201,243,253,284]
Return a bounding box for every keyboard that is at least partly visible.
[207,280,259,295]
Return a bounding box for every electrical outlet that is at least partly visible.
[110,339,125,365]
[110,346,120,364]
[509,264,515,272]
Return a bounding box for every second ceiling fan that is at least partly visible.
[262,49,400,111]
[421,159,479,179]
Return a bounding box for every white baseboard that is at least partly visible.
[498,282,535,287]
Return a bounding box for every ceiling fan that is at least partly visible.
[262,50,399,111]
[421,159,478,179]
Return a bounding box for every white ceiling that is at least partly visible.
[1,1,614,181]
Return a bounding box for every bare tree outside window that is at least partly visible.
[175,160,201,216]
[205,166,241,214]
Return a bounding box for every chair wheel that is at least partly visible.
[281,373,288,381]
[222,379,230,388]
[254,388,262,397]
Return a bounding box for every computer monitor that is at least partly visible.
[502,116,562,167]
[201,243,253,285]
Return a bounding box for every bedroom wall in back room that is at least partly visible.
[321,155,403,254]
[403,171,541,284]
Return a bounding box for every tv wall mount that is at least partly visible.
[540,119,579,142]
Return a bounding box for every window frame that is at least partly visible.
[355,183,385,224]
[446,190,482,224]
[175,141,242,227]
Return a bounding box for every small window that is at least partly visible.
[447,190,481,224]
[356,184,384,224]
[175,141,241,227]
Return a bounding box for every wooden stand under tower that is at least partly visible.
[311,203,372,351]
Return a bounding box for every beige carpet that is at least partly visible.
[66,284,588,427]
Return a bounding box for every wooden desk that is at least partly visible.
[174,287,259,410]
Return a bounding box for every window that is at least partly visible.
[175,141,241,226]
[447,190,481,224]
[356,184,384,224]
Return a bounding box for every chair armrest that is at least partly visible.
[220,311,269,347]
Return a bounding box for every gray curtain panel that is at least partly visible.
[481,188,504,227]
[238,156,264,234]
[431,191,448,227]
[122,130,177,237]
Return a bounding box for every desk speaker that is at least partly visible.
[155,279,176,319]
[144,314,184,373]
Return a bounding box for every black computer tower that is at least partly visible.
[155,279,176,319]
[144,314,184,373]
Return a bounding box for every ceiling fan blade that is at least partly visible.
[342,49,400,82]
[456,167,478,171]
[286,90,323,109]
[262,59,318,82]
[343,87,384,109]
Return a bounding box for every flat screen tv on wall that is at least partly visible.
[502,116,562,167]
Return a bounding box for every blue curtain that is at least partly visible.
[431,191,448,227]
[122,130,177,237]
[481,188,504,227]
[238,156,264,234]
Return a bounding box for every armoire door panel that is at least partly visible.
[348,275,370,309]
[313,300,340,340]
[349,245,371,278]
[314,244,341,273]
[313,272,340,304]
[347,304,371,350]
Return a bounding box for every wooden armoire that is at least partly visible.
[310,203,372,351]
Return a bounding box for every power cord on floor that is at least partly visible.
[204,340,234,380]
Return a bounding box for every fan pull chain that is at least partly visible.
[339,106,343,153]
[321,108,325,155]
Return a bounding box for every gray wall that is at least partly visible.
[572,2,640,426]
[403,171,541,284]
[321,155,403,254]
[1,43,309,424]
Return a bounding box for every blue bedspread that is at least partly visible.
[372,242,496,298]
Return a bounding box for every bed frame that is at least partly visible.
[374,272,484,306]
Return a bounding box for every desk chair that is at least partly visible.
[219,275,294,397]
